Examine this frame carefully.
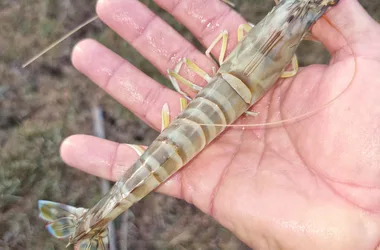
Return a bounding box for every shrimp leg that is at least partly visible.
[161,98,188,131]
[280,56,299,78]
[221,0,235,7]
[161,103,171,131]
[168,23,263,117]
[167,59,209,100]
[168,23,254,99]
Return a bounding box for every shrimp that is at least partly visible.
[38,0,339,249]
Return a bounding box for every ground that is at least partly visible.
[0,0,379,249]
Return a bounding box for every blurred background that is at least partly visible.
[0,0,379,249]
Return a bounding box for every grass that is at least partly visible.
[0,0,379,249]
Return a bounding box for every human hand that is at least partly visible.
[61,0,380,249]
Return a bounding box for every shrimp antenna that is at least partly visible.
[222,0,236,7]
[199,73,353,128]
[22,15,99,68]
[22,0,235,69]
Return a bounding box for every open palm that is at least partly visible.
[61,0,380,249]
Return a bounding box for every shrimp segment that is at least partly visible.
[39,1,340,249]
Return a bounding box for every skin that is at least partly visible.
[62,0,380,249]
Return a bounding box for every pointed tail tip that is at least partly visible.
[75,228,110,250]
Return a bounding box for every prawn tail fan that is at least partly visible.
[38,200,85,238]
[38,200,109,250]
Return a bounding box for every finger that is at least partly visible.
[312,0,380,59]
[154,0,246,57]
[96,0,216,87]
[60,134,183,197]
[72,39,183,130]
[60,135,141,180]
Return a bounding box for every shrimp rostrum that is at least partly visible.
[38,0,339,249]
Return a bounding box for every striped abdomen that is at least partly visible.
[75,74,251,235]
[117,74,249,204]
